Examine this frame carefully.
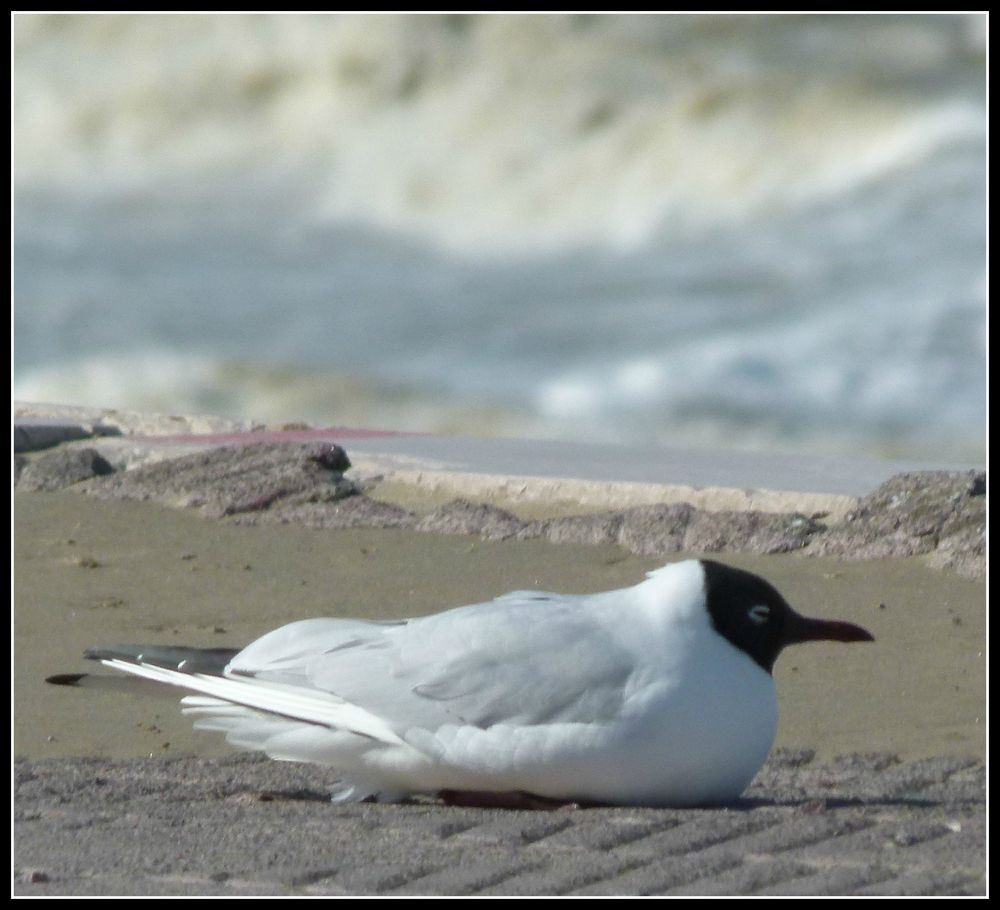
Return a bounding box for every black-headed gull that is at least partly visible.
[49,559,873,807]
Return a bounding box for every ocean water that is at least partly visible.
[13,14,986,460]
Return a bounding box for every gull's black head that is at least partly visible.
[700,560,874,674]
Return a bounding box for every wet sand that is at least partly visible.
[15,489,985,765]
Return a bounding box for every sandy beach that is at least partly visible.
[15,488,986,765]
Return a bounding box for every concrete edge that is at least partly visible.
[15,403,980,526]
[350,457,857,521]
[12,415,859,521]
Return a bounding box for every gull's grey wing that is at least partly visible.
[229,591,640,733]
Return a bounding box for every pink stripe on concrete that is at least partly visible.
[131,427,426,446]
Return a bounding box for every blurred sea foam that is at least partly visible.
[13,14,986,460]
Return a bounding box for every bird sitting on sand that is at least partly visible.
[48,559,873,808]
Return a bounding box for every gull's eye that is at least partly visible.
[747,604,770,625]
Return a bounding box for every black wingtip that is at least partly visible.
[84,644,141,663]
[83,644,240,675]
[45,668,194,698]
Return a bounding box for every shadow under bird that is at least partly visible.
[48,559,873,808]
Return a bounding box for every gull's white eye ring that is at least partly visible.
[748,604,770,625]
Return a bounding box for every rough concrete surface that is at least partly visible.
[14,752,984,896]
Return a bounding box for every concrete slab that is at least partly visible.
[13,404,983,521]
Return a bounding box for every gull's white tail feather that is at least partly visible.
[96,661,418,802]
[99,658,406,747]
